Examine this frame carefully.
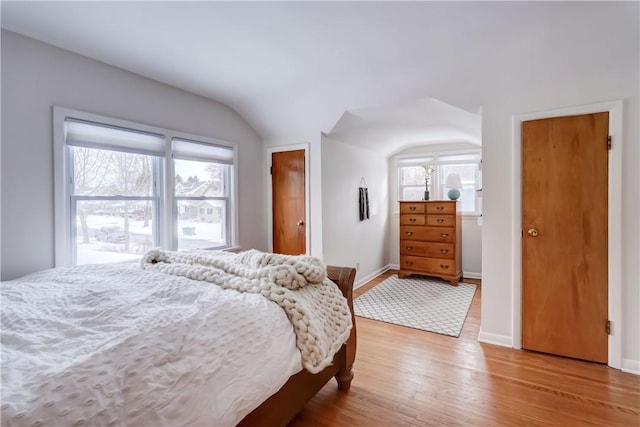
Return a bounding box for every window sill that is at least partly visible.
[461,213,482,219]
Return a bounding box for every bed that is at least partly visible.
[1,249,356,427]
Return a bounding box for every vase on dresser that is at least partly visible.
[398,200,462,286]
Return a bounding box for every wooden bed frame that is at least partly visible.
[238,265,357,426]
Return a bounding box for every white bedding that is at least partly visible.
[1,263,303,427]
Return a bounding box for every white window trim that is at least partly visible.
[53,106,238,267]
[395,149,482,216]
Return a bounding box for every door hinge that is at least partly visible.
[269,166,272,175]
[607,136,612,150]
[606,320,611,335]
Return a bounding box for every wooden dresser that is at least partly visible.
[398,201,462,286]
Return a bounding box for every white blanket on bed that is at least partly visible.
[1,263,304,427]
[140,248,353,374]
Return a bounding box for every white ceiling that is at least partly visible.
[326,97,480,157]
[1,2,637,151]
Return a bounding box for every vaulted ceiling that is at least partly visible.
[2,2,637,151]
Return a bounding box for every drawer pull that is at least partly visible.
[437,219,444,224]
[436,206,444,211]
[409,206,416,211]
[406,261,413,266]
[440,249,449,254]
[440,264,449,270]
[409,218,416,223]
[406,232,414,236]
[440,233,449,238]
[406,246,413,251]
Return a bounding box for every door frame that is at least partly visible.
[266,143,310,254]
[511,100,623,369]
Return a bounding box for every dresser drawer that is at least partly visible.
[426,215,455,227]
[400,226,455,242]
[399,241,455,259]
[400,203,425,214]
[426,202,456,215]
[400,256,456,275]
[400,214,426,226]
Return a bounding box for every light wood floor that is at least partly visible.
[289,270,640,426]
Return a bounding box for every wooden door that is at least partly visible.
[522,112,608,363]
[272,150,306,255]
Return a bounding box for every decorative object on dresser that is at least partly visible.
[399,200,462,286]
[445,173,463,200]
[420,160,437,201]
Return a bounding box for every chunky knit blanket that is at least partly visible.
[140,249,353,374]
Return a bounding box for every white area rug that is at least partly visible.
[354,274,477,337]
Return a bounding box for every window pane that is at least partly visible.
[402,186,427,201]
[440,163,478,213]
[440,163,477,183]
[72,147,154,196]
[177,199,227,250]
[75,200,156,265]
[174,159,226,197]
[400,166,426,186]
[458,185,476,212]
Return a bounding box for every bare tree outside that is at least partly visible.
[73,147,110,243]
[73,146,153,252]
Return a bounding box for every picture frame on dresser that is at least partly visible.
[398,200,462,286]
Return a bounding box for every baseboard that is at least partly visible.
[477,328,513,348]
[354,264,393,289]
[377,266,480,281]
[621,359,640,375]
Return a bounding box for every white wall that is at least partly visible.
[321,136,389,285]
[1,31,266,280]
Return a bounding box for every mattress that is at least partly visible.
[1,263,302,426]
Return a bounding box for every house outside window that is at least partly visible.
[54,107,236,266]
[398,152,481,214]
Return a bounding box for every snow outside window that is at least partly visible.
[398,153,481,214]
[54,107,236,266]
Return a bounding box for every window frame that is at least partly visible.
[396,150,482,216]
[53,106,238,267]
[67,146,162,264]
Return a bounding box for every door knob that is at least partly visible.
[297,220,304,226]
[527,228,539,237]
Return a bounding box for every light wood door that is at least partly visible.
[272,150,305,255]
[522,112,608,363]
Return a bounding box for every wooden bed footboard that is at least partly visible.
[238,265,357,426]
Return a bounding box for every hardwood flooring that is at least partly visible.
[289,271,640,426]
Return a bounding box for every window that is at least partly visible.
[54,107,236,266]
[398,152,481,214]
[173,137,232,251]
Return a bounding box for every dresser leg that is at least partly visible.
[449,279,459,286]
[398,271,410,279]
